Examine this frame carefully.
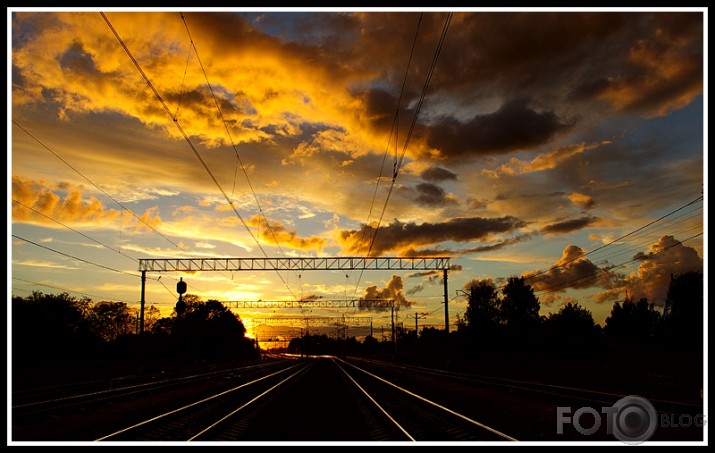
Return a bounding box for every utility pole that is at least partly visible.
[391,303,398,358]
[139,270,146,334]
[443,268,449,334]
[414,312,428,334]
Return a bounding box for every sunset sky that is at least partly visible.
[9,8,706,334]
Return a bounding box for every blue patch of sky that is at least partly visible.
[238,12,320,42]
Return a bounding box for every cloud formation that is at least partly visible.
[541,216,600,234]
[359,274,411,311]
[424,98,570,160]
[629,235,703,305]
[524,245,624,293]
[523,235,703,309]
[247,215,327,252]
[10,11,704,320]
[420,166,458,182]
[414,182,457,207]
[482,141,607,179]
[11,175,160,230]
[338,216,527,256]
[565,192,596,210]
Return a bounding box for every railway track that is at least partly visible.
[348,356,704,414]
[95,356,517,442]
[11,358,300,441]
[11,354,703,443]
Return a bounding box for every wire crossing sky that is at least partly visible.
[9,8,706,328]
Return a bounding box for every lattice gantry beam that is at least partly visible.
[226,299,394,309]
[138,256,450,272]
[249,317,373,326]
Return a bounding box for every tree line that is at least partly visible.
[11,270,702,388]
[454,271,703,356]
[280,271,702,364]
[11,292,258,389]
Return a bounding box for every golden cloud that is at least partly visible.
[630,235,703,305]
[565,192,596,210]
[12,12,402,163]
[482,141,607,178]
[598,21,703,117]
[247,215,326,252]
[11,175,162,232]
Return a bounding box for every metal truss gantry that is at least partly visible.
[249,316,375,342]
[249,317,373,326]
[137,256,451,336]
[138,256,450,272]
[225,299,394,309]
[239,300,395,343]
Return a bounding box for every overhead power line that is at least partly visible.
[100,11,298,300]
[12,120,188,253]
[368,12,453,259]
[522,195,704,286]
[12,276,130,303]
[12,198,138,263]
[349,13,424,308]
[11,120,203,295]
[356,12,424,259]
[533,232,703,296]
[352,12,453,301]
[179,13,300,286]
[12,234,139,278]
[582,218,702,268]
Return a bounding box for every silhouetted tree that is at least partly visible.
[604,297,661,343]
[547,302,594,333]
[144,305,162,333]
[463,279,501,334]
[500,277,541,330]
[362,334,379,354]
[418,326,448,355]
[12,291,99,360]
[664,270,703,350]
[290,334,338,356]
[545,302,599,353]
[12,292,103,388]
[89,301,136,342]
[172,295,253,360]
[150,316,175,336]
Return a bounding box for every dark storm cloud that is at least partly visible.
[401,247,457,257]
[339,216,527,256]
[568,13,703,116]
[415,182,454,206]
[333,12,702,155]
[423,98,571,160]
[459,233,537,254]
[401,232,536,257]
[542,216,598,234]
[426,12,630,94]
[431,12,701,116]
[420,167,458,182]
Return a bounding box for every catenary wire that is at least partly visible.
[100,11,298,301]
